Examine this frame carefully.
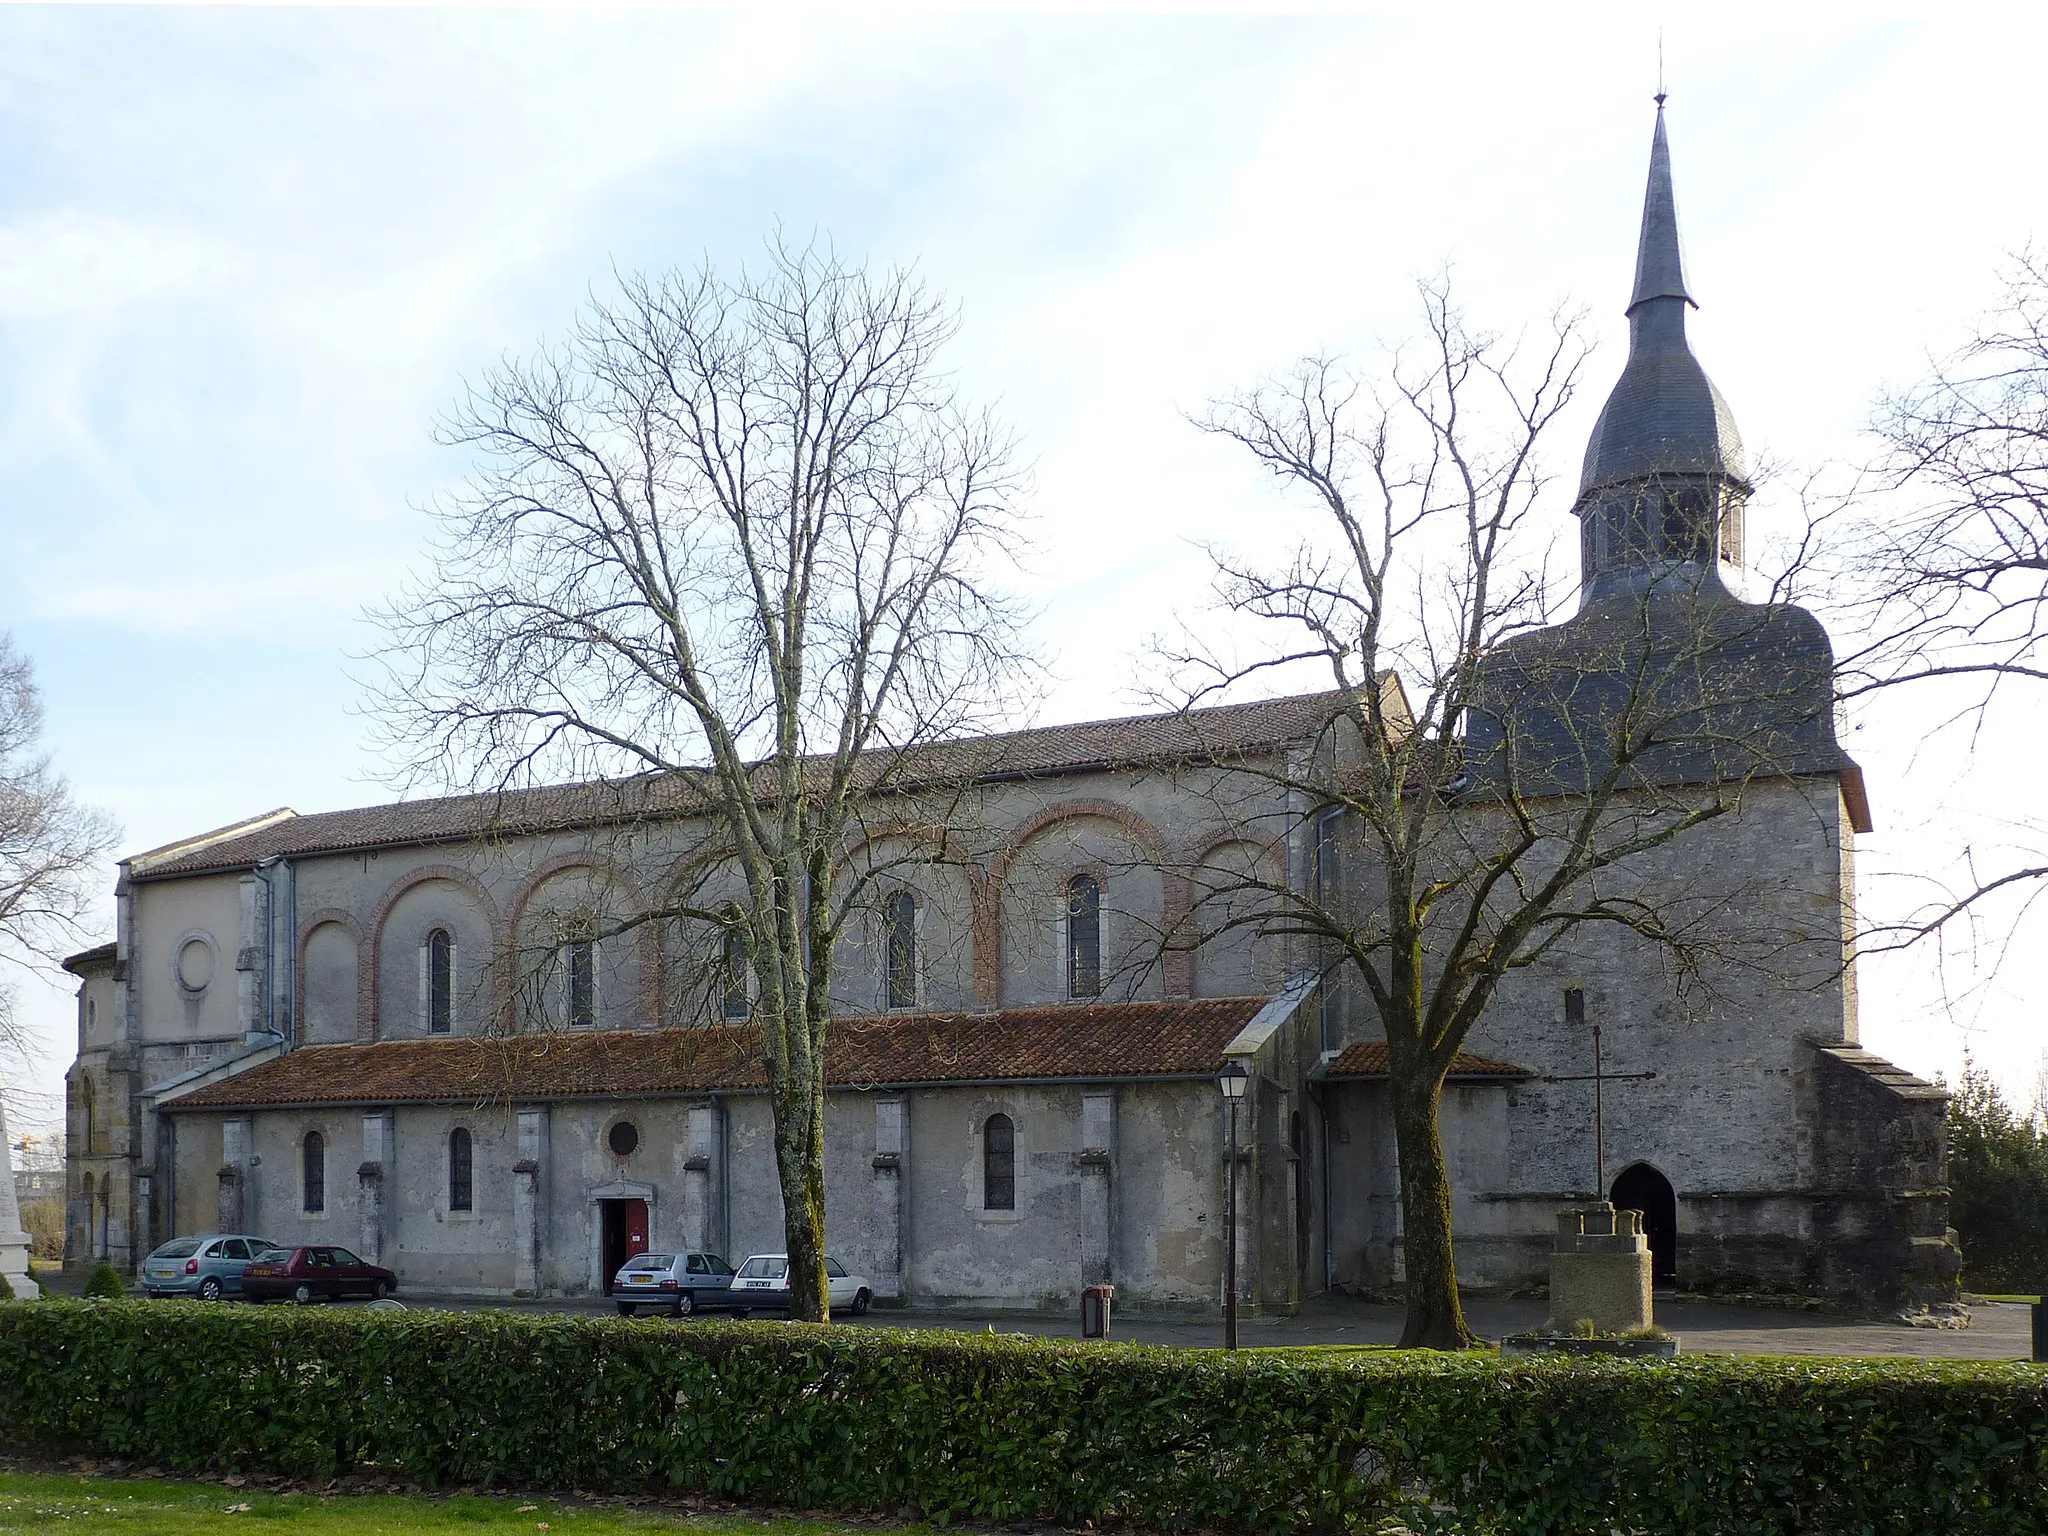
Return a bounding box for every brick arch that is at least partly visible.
[294,908,367,1045]
[1182,835,1288,999]
[506,853,659,1029]
[366,866,505,1041]
[650,844,760,1029]
[981,799,1189,1005]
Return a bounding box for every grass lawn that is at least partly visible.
[0,1473,903,1536]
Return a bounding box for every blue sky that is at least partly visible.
[5,6,2046,1122]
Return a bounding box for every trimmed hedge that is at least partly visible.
[0,1302,2044,1535]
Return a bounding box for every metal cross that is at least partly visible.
[1542,988,1657,1199]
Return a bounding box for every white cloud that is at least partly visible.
[0,211,234,318]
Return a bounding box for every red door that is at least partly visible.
[601,1199,650,1293]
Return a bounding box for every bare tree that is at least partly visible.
[1833,251,2048,951]
[1172,281,1841,1348]
[0,633,118,1060]
[375,239,1028,1320]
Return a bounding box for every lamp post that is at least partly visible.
[1218,1060,1249,1350]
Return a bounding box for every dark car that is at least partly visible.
[611,1250,738,1316]
[240,1245,397,1305]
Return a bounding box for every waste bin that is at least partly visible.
[1081,1283,1114,1340]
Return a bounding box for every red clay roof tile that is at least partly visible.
[1323,1041,1530,1080]
[163,997,1272,1110]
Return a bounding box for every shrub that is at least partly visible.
[0,1269,13,1301]
[81,1263,125,1300]
[0,1302,2043,1535]
[20,1197,65,1262]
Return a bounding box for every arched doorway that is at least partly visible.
[1610,1162,1677,1284]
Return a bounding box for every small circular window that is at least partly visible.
[176,936,216,994]
[607,1121,640,1158]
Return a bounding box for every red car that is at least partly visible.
[240,1245,397,1305]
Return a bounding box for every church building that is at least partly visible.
[62,109,1958,1315]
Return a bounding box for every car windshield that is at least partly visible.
[622,1254,672,1271]
[152,1239,203,1259]
[737,1256,788,1280]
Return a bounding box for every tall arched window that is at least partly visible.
[983,1113,1015,1211]
[449,1127,473,1212]
[1066,875,1101,1000]
[567,936,596,1030]
[721,922,750,1021]
[427,929,454,1034]
[302,1131,325,1214]
[79,1077,95,1157]
[885,891,917,1010]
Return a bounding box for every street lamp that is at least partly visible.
[1218,1060,1249,1351]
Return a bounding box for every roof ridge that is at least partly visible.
[127,807,299,872]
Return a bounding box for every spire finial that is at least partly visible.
[1629,93,1693,313]
[1655,31,1665,107]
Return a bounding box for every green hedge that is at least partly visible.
[0,1301,2043,1535]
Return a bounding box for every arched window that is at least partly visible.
[427,929,454,1034]
[1066,874,1101,1000]
[721,922,750,1021]
[983,1113,1015,1211]
[449,1127,473,1212]
[302,1131,325,1214]
[885,891,917,1010]
[79,1077,95,1157]
[567,936,596,1030]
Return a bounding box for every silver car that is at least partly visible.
[611,1250,738,1316]
[142,1234,276,1301]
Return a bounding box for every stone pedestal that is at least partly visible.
[0,1094,40,1299]
[1548,1203,1652,1334]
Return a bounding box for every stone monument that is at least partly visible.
[0,1091,42,1299]
[1548,1202,1649,1334]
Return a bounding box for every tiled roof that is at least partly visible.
[1322,1041,1531,1081]
[130,691,1359,882]
[161,997,1272,1111]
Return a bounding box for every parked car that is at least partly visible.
[729,1253,872,1316]
[240,1245,397,1305]
[141,1234,277,1301]
[611,1250,738,1316]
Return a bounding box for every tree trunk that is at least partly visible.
[772,1058,831,1322]
[1390,1069,1476,1349]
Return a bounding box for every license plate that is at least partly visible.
[631,1275,652,1284]
[150,1267,175,1277]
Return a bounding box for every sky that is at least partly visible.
[3,4,2046,1128]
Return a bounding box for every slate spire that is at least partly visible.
[1629,99,1695,313]
[1573,98,1748,607]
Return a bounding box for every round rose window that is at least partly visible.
[607,1121,639,1158]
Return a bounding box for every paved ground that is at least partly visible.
[39,1265,2034,1359]
[847,1295,2034,1360]
[425,1289,2036,1360]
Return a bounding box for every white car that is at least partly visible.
[729,1253,873,1315]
